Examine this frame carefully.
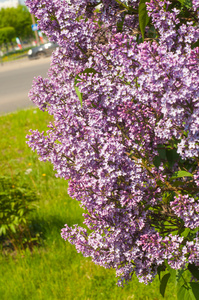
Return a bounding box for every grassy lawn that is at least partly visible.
[0,108,177,300]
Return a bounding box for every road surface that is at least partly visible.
[0,57,52,115]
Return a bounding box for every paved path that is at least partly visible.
[0,57,51,115]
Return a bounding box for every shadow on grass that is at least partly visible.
[29,213,84,242]
[0,213,83,254]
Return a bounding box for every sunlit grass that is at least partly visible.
[0,108,177,299]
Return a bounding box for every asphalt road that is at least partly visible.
[0,57,52,115]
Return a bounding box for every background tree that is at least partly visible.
[0,27,16,44]
[0,5,33,41]
[0,27,16,51]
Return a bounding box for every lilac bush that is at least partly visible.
[26,0,199,294]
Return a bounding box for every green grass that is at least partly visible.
[0,108,177,300]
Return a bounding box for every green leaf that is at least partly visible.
[164,262,177,282]
[117,19,125,32]
[188,264,199,281]
[190,283,199,299]
[0,225,7,236]
[172,180,185,187]
[0,227,3,236]
[157,265,166,281]
[74,76,83,107]
[191,40,199,49]
[160,273,171,297]
[166,149,179,167]
[82,68,98,75]
[171,170,193,179]
[18,209,24,217]
[153,156,161,168]
[74,86,83,107]
[9,223,16,233]
[21,218,27,224]
[181,228,191,238]
[147,25,157,39]
[138,0,150,41]
[115,0,129,9]
[177,0,192,8]
[178,283,198,300]
[177,0,184,4]
[176,268,186,283]
[184,0,192,8]
[74,68,97,107]
[158,149,166,160]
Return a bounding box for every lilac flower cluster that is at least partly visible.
[26,0,199,285]
[171,195,199,229]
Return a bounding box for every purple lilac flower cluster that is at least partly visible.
[26,0,199,285]
[171,195,199,229]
